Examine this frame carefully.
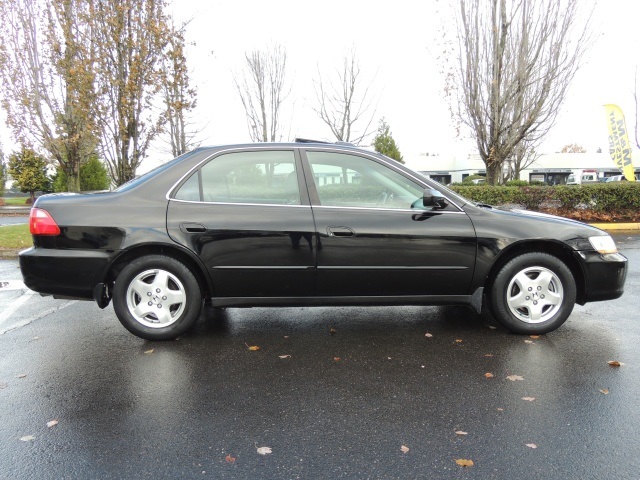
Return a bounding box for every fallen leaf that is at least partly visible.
[387,357,392,360]
[225,454,236,463]
[455,339,463,343]
[484,354,494,357]
[455,459,474,467]
[524,340,534,344]
[400,445,410,453]
[329,328,336,335]
[530,335,540,339]
[278,355,291,359]
[526,443,538,449]
[607,361,624,367]
[484,372,494,378]
[425,333,433,338]
[521,397,536,402]
[20,435,35,442]
[284,335,289,339]
[599,388,610,395]
[333,357,340,362]
[487,325,497,330]
[455,431,468,436]
[506,375,524,381]
[144,349,154,354]
[256,446,272,455]
[16,374,27,379]
[46,420,58,428]
[245,344,261,351]
[421,365,425,369]
[497,408,504,412]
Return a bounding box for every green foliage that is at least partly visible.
[462,174,485,184]
[8,148,51,201]
[52,156,110,192]
[0,161,5,198]
[505,179,530,187]
[373,118,403,163]
[451,183,640,222]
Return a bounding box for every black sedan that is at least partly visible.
[19,141,628,340]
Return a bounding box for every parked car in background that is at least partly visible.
[19,141,628,340]
[567,169,600,185]
[604,174,639,182]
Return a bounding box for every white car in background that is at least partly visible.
[604,174,639,182]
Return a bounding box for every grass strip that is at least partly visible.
[0,224,32,249]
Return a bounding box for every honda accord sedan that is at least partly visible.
[19,141,628,340]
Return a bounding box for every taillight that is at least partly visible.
[29,208,61,236]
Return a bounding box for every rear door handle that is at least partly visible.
[180,222,207,233]
[327,226,355,237]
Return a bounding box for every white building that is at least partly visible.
[404,152,637,185]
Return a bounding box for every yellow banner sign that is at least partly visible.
[605,104,635,181]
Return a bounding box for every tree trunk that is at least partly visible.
[67,171,80,192]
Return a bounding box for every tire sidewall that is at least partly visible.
[113,255,202,340]
[489,252,576,334]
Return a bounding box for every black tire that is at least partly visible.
[488,252,576,334]
[112,255,202,340]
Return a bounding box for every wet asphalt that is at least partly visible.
[0,233,639,479]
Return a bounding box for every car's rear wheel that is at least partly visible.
[489,252,576,334]
[113,255,202,340]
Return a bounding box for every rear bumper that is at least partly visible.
[576,251,628,302]
[19,247,112,300]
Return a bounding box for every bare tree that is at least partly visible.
[450,0,592,184]
[313,50,377,145]
[91,0,170,186]
[0,0,98,192]
[234,44,289,142]
[560,143,586,153]
[160,22,198,157]
[504,139,540,181]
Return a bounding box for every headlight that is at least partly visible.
[589,235,618,254]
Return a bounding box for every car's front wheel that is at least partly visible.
[113,255,202,340]
[489,252,576,334]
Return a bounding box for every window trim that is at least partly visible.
[167,147,309,206]
[299,147,464,212]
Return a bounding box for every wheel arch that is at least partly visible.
[484,240,587,305]
[105,244,214,299]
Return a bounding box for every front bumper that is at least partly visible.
[575,251,628,303]
[19,247,112,300]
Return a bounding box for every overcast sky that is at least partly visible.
[168,0,639,164]
[2,0,639,170]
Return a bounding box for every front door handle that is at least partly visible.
[327,226,355,237]
[180,222,207,233]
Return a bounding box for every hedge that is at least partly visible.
[450,183,640,222]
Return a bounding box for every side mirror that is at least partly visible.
[423,188,448,209]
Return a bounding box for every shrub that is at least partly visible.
[462,174,485,184]
[505,179,530,187]
[450,183,640,222]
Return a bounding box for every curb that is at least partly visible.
[589,223,640,231]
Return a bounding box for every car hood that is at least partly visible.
[504,205,598,225]
[460,203,610,253]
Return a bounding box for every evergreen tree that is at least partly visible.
[0,144,6,197]
[8,148,50,202]
[53,156,110,192]
[373,118,403,163]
